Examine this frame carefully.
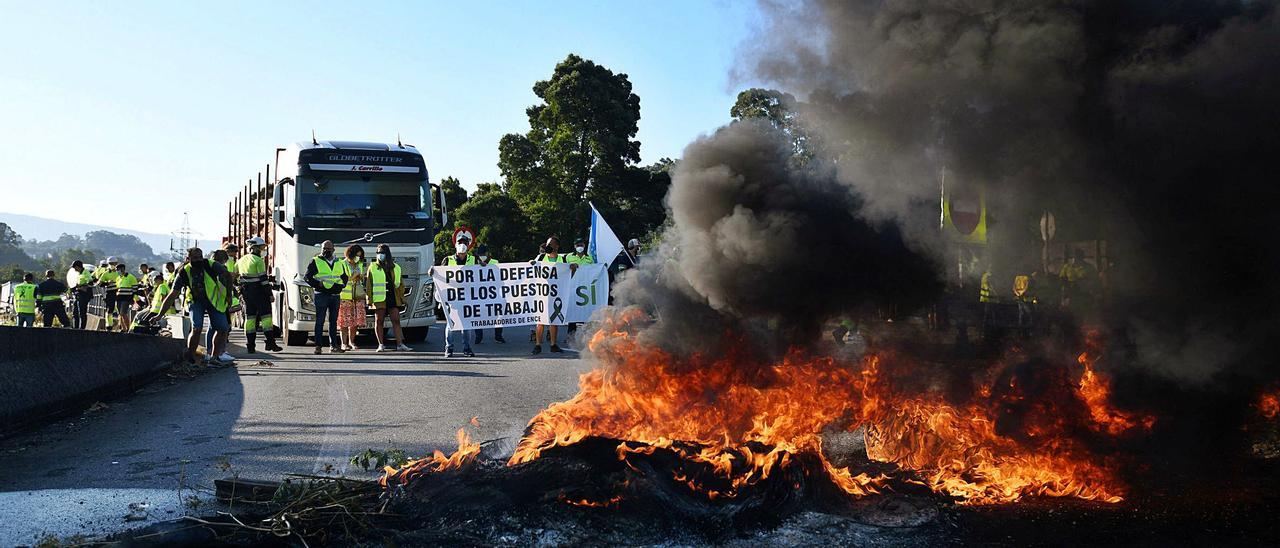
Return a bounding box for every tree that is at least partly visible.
[731,88,815,167]
[499,54,645,241]
[432,176,473,261]
[0,223,21,246]
[454,185,534,261]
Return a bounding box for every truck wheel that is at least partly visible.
[286,330,310,346]
[403,326,428,343]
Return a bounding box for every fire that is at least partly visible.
[381,427,481,487]
[386,311,1146,506]
[1076,334,1156,435]
[1259,391,1280,419]
[558,494,623,508]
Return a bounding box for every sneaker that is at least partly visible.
[494,335,506,343]
[330,346,345,353]
[214,355,236,366]
[445,350,455,358]
[376,345,387,353]
[550,344,563,353]
[463,350,475,357]
[218,352,237,363]
[345,344,356,351]
[247,343,256,354]
[396,344,412,352]
[314,346,323,355]
[265,341,283,352]
[531,345,542,355]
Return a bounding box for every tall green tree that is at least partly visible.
[432,176,471,261]
[731,88,815,167]
[499,54,644,242]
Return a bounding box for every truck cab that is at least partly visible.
[271,140,446,345]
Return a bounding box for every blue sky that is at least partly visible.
[0,0,764,240]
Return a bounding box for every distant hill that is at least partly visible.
[0,212,174,256]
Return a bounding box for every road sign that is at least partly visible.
[453,225,475,250]
[1039,211,1056,242]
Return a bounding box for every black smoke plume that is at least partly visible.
[733,0,1280,386]
[607,119,939,359]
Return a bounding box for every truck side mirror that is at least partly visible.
[274,178,292,207]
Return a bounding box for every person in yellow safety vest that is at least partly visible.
[304,240,349,354]
[143,272,172,314]
[366,243,411,353]
[12,272,37,327]
[237,236,282,354]
[979,270,994,303]
[98,257,121,330]
[531,236,567,355]
[67,260,94,329]
[35,269,71,328]
[163,262,177,285]
[156,247,234,366]
[205,249,238,352]
[1058,248,1096,311]
[336,244,368,352]
[113,263,140,332]
[471,244,505,345]
[1013,274,1034,331]
[563,237,594,340]
[442,236,476,357]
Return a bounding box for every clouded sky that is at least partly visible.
[0,0,761,239]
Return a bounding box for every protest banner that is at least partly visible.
[432,262,608,331]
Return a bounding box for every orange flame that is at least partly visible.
[502,311,1135,505]
[388,311,1144,506]
[558,494,623,508]
[1259,391,1280,419]
[381,427,481,487]
[1077,349,1156,435]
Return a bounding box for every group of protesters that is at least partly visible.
[6,256,180,332]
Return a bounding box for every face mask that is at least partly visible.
[456,243,468,254]
[575,246,585,254]
[479,255,489,262]
[356,255,364,262]
[322,249,334,259]
[377,253,387,261]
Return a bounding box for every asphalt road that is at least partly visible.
[0,325,591,543]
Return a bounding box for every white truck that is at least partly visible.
[260,140,448,345]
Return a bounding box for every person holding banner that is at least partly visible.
[367,243,412,352]
[442,236,476,357]
[471,244,505,344]
[532,236,567,355]
[564,237,594,340]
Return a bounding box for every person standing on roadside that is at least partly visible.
[67,260,94,329]
[531,236,567,355]
[35,269,71,328]
[97,256,121,330]
[441,236,475,357]
[564,237,594,340]
[367,243,411,352]
[304,240,347,354]
[155,248,235,366]
[337,244,368,352]
[11,273,37,327]
[472,244,505,344]
[237,236,282,354]
[113,263,140,332]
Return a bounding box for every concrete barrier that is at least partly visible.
[0,326,186,435]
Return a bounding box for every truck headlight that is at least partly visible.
[418,281,434,307]
[299,286,315,311]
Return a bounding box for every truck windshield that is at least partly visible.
[299,176,427,218]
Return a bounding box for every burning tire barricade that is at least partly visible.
[110,0,1280,544]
